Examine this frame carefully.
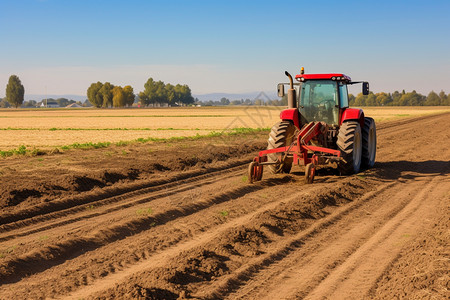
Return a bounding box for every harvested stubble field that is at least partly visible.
[0,106,448,151]
[0,107,449,300]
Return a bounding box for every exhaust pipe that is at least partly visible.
[285,71,297,109]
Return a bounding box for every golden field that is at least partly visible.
[0,106,448,150]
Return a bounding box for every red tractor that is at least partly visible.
[249,68,376,184]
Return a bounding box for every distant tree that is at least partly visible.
[123,85,135,107]
[22,100,37,108]
[438,90,448,106]
[5,75,25,108]
[141,78,167,105]
[353,93,367,106]
[425,91,441,106]
[141,78,194,106]
[56,98,71,107]
[374,92,392,106]
[100,82,114,108]
[348,94,356,106]
[365,92,377,106]
[179,85,194,105]
[173,84,183,104]
[138,91,149,106]
[165,83,175,105]
[0,98,11,108]
[155,81,168,104]
[87,82,104,108]
[398,90,425,106]
[391,91,402,105]
[112,86,125,107]
[220,97,230,105]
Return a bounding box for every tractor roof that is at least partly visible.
[295,73,351,82]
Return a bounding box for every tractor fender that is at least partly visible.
[280,108,300,129]
[340,108,365,128]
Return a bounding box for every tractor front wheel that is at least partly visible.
[337,120,362,175]
[362,117,376,168]
[267,121,296,174]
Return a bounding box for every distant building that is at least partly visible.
[40,100,59,108]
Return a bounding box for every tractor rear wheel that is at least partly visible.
[362,117,376,168]
[337,120,362,175]
[267,121,296,174]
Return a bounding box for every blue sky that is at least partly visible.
[0,0,449,98]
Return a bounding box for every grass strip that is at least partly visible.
[0,127,270,158]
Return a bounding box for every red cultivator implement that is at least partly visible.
[249,121,342,184]
[249,68,377,184]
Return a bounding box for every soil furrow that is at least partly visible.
[0,159,250,227]
[0,176,300,298]
[0,166,249,242]
[0,175,284,284]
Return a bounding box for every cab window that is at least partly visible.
[339,82,349,108]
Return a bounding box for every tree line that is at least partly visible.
[2,74,450,108]
[86,78,194,107]
[87,82,135,108]
[198,90,449,107]
[138,78,194,106]
[349,90,449,106]
[196,97,287,106]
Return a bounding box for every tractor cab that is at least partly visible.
[278,68,369,128]
[297,78,340,125]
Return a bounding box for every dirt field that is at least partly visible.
[0,113,449,299]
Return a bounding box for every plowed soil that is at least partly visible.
[0,113,448,300]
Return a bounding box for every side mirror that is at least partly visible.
[362,82,369,95]
[277,83,285,97]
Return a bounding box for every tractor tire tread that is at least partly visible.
[362,117,376,168]
[337,120,362,175]
[267,121,295,174]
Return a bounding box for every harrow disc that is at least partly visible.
[305,163,315,184]
[248,161,263,183]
